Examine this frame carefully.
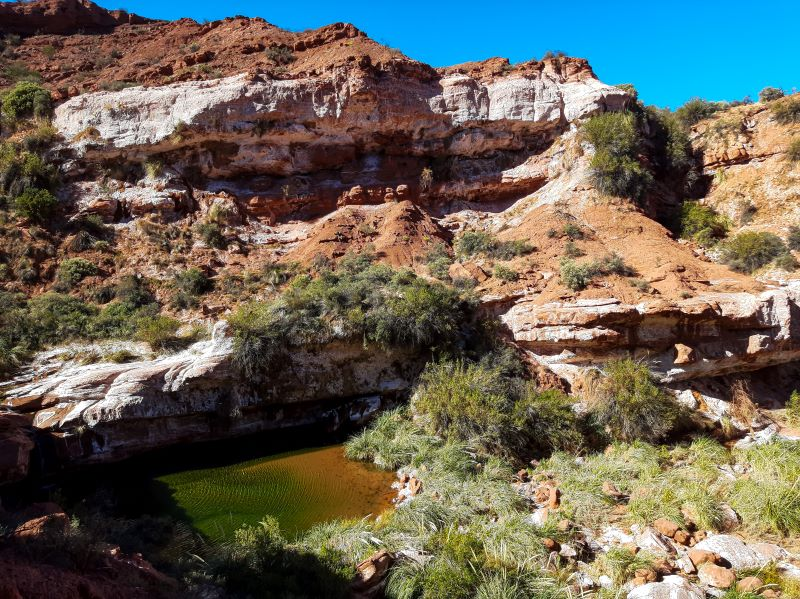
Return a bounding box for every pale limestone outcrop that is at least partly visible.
[2,323,423,465]
[55,70,627,150]
[500,287,800,383]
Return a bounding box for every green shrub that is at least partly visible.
[593,547,656,587]
[194,221,227,249]
[646,107,695,179]
[135,315,182,351]
[787,138,800,163]
[759,87,785,103]
[563,223,584,240]
[787,390,800,426]
[720,231,787,273]
[0,62,41,85]
[560,253,633,291]
[425,243,453,280]
[412,360,515,448]
[26,293,98,345]
[1,81,51,121]
[143,159,163,179]
[265,45,296,65]
[411,360,581,459]
[57,257,98,288]
[774,252,798,272]
[680,201,728,245]
[13,187,57,222]
[675,97,722,127]
[492,264,518,282]
[172,267,212,308]
[456,231,533,260]
[345,408,435,470]
[0,142,58,197]
[582,112,652,200]
[731,442,800,535]
[771,95,800,124]
[564,241,584,258]
[230,258,470,379]
[210,516,350,598]
[588,359,681,443]
[560,258,593,291]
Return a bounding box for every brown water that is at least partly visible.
[154,444,395,539]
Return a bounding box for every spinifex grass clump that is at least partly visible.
[586,358,682,443]
[730,441,800,535]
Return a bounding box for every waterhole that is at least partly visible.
[151,443,395,539]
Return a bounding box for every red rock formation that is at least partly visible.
[0,0,155,35]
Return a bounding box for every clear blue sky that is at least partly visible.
[97,0,799,108]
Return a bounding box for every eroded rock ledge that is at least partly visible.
[1,323,424,469]
[502,287,800,383]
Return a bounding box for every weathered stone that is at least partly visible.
[694,535,769,571]
[627,575,705,599]
[736,577,763,593]
[687,549,719,567]
[653,518,679,538]
[352,550,393,592]
[674,343,696,365]
[698,564,736,589]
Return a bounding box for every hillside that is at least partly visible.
[1,2,800,598]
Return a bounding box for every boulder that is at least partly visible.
[653,518,679,538]
[694,535,768,571]
[352,550,393,595]
[736,577,763,593]
[627,575,704,599]
[12,511,70,540]
[697,563,736,589]
[687,549,719,568]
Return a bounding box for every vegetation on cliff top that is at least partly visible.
[229,251,475,380]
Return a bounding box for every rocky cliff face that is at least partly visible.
[2,0,800,475]
[0,0,154,35]
[2,323,422,467]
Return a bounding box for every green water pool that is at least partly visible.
[152,444,395,539]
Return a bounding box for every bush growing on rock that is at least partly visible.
[680,201,728,246]
[0,141,59,197]
[135,315,184,351]
[559,258,594,291]
[492,264,518,282]
[587,358,681,443]
[56,257,98,288]
[759,87,785,103]
[171,267,212,308]
[455,231,534,260]
[424,243,453,280]
[787,138,800,163]
[582,111,652,200]
[411,359,582,459]
[675,97,722,127]
[1,81,51,121]
[265,45,296,66]
[13,187,57,222]
[559,253,634,291]
[771,95,800,124]
[787,390,800,426]
[230,256,471,379]
[194,221,227,249]
[730,441,800,535]
[720,231,788,273]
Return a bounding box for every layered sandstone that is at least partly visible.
[2,324,424,466]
